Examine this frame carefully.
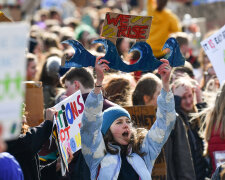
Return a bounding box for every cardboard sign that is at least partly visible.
[0,22,29,140]
[54,90,84,170]
[101,12,152,40]
[24,81,44,127]
[124,105,167,179]
[0,11,12,22]
[201,24,225,84]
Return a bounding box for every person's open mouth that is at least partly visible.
[122,131,129,137]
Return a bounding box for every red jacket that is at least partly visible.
[208,125,225,172]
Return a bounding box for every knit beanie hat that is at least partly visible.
[0,152,24,180]
[101,106,131,135]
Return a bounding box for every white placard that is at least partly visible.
[54,90,84,169]
[200,24,225,85]
[0,22,29,140]
[214,150,225,168]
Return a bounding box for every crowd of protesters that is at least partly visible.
[1,0,225,179]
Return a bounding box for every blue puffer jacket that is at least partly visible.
[80,89,176,180]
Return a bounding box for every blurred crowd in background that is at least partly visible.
[1,0,225,179]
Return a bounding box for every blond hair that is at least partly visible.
[204,83,225,141]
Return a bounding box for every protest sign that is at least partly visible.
[101,12,152,40]
[124,105,167,179]
[0,11,12,22]
[24,81,44,127]
[201,24,225,84]
[61,11,184,73]
[0,22,29,140]
[54,90,84,170]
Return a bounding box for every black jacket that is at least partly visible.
[164,115,196,180]
[174,95,208,180]
[7,120,53,180]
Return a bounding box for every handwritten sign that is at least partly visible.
[124,105,167,179]
[101,12,152,40]
[0,22,29,140]
[54,90,84,170]
[201,24,225,84]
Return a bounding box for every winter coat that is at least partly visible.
[208,125,225,172]
[164,115,196,180]
[174,95,209,180]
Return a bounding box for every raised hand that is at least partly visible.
[192,80,203,103]
[158,59,172,92]
[45,107,57,121]
[94,56,109,94]
[172,84,188,97]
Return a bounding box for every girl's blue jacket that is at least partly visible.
[81,89,176,180]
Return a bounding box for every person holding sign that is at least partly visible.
[80,56,176,180]
[6,108,57,180]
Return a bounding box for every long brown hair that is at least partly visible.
[103,74,134,107]
[132,73,161,106]
[103,127,147,157]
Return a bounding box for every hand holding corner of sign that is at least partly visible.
[67,148,74,164]
[45,107,57,121]
[55,148,74,172]
[158,59,171,92]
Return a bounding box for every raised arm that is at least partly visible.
[141,59,176,171]
[80,57,109,179]
[7,108,56,155]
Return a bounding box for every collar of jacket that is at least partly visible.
[108,143,133,155]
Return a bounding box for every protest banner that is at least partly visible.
[101,12,152,40]
[0,22,29,140]
[124,105,167,180]
[100,12,152,44]
[201,24,225,84]
[53,90,84,171]
[24,81,44,127]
